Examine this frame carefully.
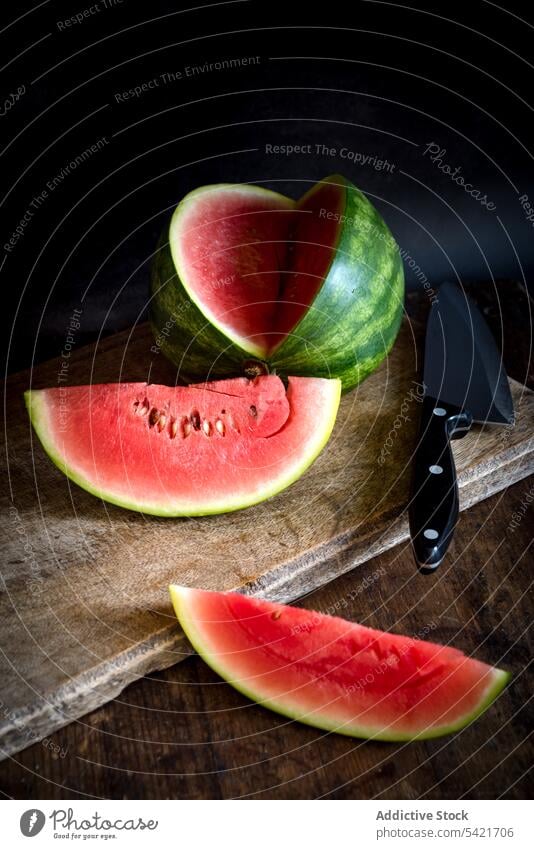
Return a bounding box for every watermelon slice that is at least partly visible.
[169,586,509,740]
[25,375,340,516]
[170,183,295,358]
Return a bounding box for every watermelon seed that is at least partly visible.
[271,610,282,620]
[190,410,201,430]
[170,418,178,439]
[202,419,212,436]
[215,419,225,435]
[149,408,159,427]
[249,404,257,418]
[227,412,240,433]
[182,416,192,437]
[157,413,167,432]
[134,399,149,416]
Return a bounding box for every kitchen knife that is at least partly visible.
[409,281,514,573]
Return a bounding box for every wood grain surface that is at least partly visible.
[1,285,533,798]
[0,483,532,800]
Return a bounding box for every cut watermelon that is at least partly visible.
[25,375,340,516]
[169,586,509,740]
[170,183,295,358]
[151,174,404,392]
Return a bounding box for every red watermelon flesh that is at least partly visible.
[171,181,343,356]
[169,586,509,740]
[272,178,345,347]
[25,375,341,516]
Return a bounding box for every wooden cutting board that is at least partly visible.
[1,317,533,760]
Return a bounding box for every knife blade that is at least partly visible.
[409,281,514,573]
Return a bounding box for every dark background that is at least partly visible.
[2,0,533,372]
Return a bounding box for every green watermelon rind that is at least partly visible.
[270,175,405,391]
[150,175,405,392]
[169,585,510,742]
[24,378,341,517]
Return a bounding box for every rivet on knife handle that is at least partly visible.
[409,396,472,573]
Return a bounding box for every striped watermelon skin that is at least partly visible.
[270,176,404,390]
[150,231,248,383]
[150,175,404,392]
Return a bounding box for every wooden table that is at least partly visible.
[1,282,532,800]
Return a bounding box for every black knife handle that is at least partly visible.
[409,396,472,573]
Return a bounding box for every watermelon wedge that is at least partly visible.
[25,375,340,516]
[169,586,509,740]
